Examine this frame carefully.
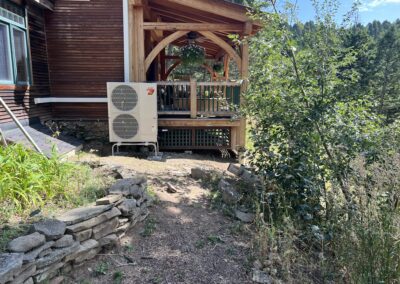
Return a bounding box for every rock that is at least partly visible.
[92,217,119,240]
[33,262,64,283]
[65,239,99,262]
[115,223,130,235]
[138,208,149,222]
[49,276,65,284]
[56,204,113,225]
[38,248,53,258]
[235,210,255,223]
[118,199,140,217]
[35,242,79,268]
[32,220,66,240]
[0,253,23,283]
[10,264,36,284]
[109,179,146,198]
[66,207,121,233]
[227,163,245,176]
[191,167,213,180]
[99,234,119,247]
[7,233,46,253]
[72,229,92,242]
[118,218,129,225]
[96,194,123,205]
[74,247,102,263]
[252,269,271,284]
[23,241,54,263]
[218,179,240,205]
[53,235,74,248]
[166,182,178,193]
[23,277,34,284]
[241,169,261,185]
[60,263,72,274]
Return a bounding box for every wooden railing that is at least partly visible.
[157,80,241,117]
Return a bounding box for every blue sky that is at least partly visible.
[292,0,400,24]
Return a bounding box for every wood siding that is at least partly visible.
[45,0,124,120]
[0,4,52,125]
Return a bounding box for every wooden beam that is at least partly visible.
[198,31,241,71]
[150,0,250,22]
[143,22,244,32]
[190,79,197,119]
[28,0,54,11]
[131,4,146,81]
[165,60,181,79]
[158,118,241,128]
[145,31,189,72]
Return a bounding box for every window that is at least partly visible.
[0,1,30,85]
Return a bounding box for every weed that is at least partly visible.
[113,271,124,284]
[94,262,109,276]
[123,244,134,253]
[195,239,206,249]
[140,218,157,237]
[0,224,29,252]
[207,234,224,245]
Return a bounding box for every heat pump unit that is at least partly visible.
[107,83,157,143]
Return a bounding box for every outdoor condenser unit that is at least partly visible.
[107,83,158,155]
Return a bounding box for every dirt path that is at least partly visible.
[67,153,253,284]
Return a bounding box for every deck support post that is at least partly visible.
[190,79,197,119]
[130,0,146,81]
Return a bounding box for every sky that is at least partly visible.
[292,0,400,24]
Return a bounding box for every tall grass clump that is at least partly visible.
[0,144,111,223]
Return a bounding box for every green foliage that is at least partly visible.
[179,44,205,67]
[244,0,400,282]
[0,144,111,224]
[113,271,124,284]
[94,262,109,276]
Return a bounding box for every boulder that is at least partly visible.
[23,277,34,284]
[33,262,64,283]
[23,241,54,263]
[56,204,113,225]
[65,239,99,262]
[32,220,66,240]
[252,269,271,284]
[7,233,46,253]
[235,210,255,223]
[218,179,240,205]
[35,242,80,268]
[53,235,74,248]
[118,199,140,217]
[49,276,65,284]
[92,217,119,240]
[99,234,119,247]
[0,253,24,283]
[66,207,121,233]
[227,163,245,176]
[191,167,213,180]
[109,178,147,198]
[10,263,36,284]
[96,194,123,205]
[72,229,92,242]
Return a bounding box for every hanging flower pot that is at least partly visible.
[179,44,205,67]
[213,63,224,73]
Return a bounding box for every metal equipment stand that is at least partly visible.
[112,142,160,157]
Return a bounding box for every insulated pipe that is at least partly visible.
[0,97,44,155]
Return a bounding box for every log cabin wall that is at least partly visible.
[0,3,52,126]
[45,0,124,120]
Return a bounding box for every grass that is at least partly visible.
[140,218,157,237]
[0,144,115,247]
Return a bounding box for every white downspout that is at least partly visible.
[123,0,130,82]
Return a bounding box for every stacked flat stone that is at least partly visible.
[0,175,150,284]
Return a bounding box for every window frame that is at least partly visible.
[0,4,31,86]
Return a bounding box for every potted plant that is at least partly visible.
[180,44,205,67]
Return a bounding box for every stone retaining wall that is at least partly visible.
[46,120,109,142]
[0,176,151,284]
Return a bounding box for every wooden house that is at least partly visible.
[0,0,259,153]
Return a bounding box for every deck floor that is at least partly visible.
[3,124,82,157]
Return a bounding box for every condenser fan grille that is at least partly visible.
[112,114,139,139]
[111,85,138,111]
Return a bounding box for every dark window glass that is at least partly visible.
[0,23,12,82]
[12,28,28,83]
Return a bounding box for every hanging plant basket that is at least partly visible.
[213,63,224,73]
[179,44,205,67]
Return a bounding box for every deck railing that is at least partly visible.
[157,80,241,117]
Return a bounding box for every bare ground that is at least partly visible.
[66,152,253,284]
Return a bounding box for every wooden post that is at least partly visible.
[190,78,197,119]
[160,48,166,80]
[130,0,145,81]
